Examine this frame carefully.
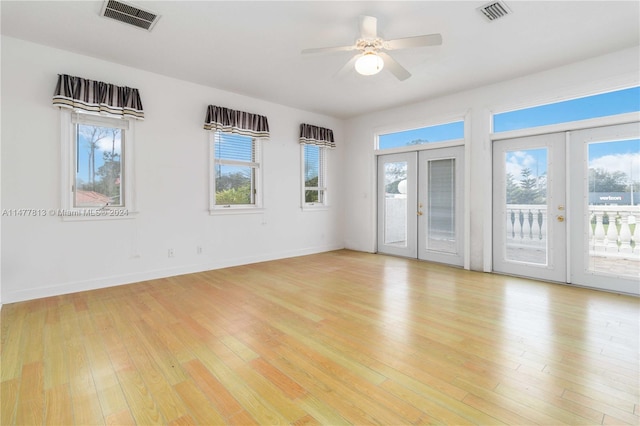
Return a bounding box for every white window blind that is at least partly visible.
[427,158,456,253]
[304,144,327,204]
[214,132,258,166]
[212,131,261,208]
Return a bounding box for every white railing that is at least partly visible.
[385,196,407,245]
[589,206,639,257]
[506,204,640,259]
[506,204,548,242]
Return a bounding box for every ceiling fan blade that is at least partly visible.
[333,55,359,78]
[301,45,357,55]
[378,52,411,81]
[359,15,377,38]
[385,34,443,50]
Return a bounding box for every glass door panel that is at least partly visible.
[383,161,409,247]
[427,159,456,253]
[587,139,639,278]
[493,133,566,282]
[503,148,548,265]
[377,152,417,258]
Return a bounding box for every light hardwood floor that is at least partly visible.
[1,250,639,425]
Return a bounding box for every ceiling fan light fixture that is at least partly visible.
[355,52,384,76]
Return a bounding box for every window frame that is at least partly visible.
[60,110,136,221]
[301,143,328,210]
[209,130,264,214]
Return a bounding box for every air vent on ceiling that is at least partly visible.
[478,1,512,21]
[100,0,160,31]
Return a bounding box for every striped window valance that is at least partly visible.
[52,74,144,120]
[204,105,270,138]
[299,123,335,148]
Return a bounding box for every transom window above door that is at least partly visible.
[493,86,640,133]
[377,120,464,151]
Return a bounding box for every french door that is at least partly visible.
[493,133,567,282]
[493,123,639,295]
[569,123,639,294]
[377,146,464,266]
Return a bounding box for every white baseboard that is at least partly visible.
[3,244,344,304]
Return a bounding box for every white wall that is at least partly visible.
[1,36,345,304]
[343,46,640,271]
[2,36,638,305]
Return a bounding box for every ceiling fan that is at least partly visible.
[301,15,442,81]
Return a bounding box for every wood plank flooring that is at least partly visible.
[1,250,639,425]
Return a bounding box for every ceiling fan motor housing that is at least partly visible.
[356,38,384,53]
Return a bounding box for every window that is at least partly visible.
[54,74,142,220]
[493,86,640,133]
[61,111,134,219]
[211,131,262,209]
[378,120,464,150]
[204,105,269,212]
[302,144,327,206]
[74,121,123,207]
[298,123,334,208]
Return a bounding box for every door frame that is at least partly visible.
[492,132,567,282]
[491,121,640,295]
[376,145,466,268]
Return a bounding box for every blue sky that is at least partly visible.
[588,139,639,181]
[505,139,640,183]
[588,138,638,158]
[494,86,640,133]
[378,86,639,183]
[506,148,547,181]
[379,121,464,150]
[76,125,121,183]
[496,86,640,182]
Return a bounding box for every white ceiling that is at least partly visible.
[1,1,639,119]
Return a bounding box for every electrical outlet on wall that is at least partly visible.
[168,248,174,257]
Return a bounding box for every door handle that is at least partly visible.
[557,215,565,222]
[417,211,423,216]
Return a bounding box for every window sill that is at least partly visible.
[301,204,329,212]
[60,209,137,222]
[209,207,265,216]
